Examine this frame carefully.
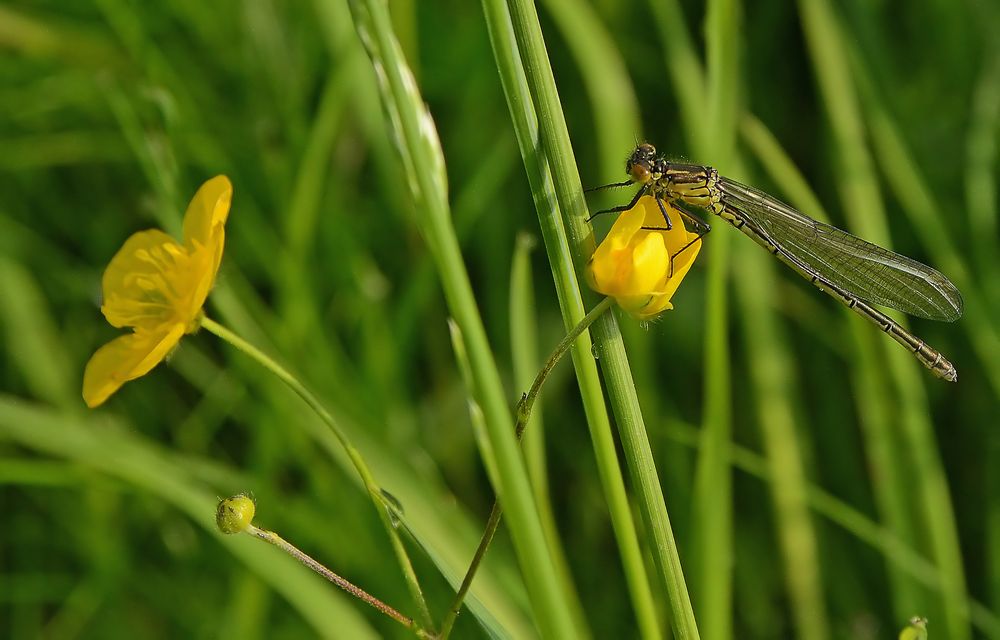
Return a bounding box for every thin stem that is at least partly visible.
[438,297,613,639]
[516,297,613,438]
[199,316,435,632]
[245,524,428,637]
[438,503,503,640]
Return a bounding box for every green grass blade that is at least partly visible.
[0,259,75,408]
[0,397,380,639]
[509,233,588,634]
[538,0,641,174]
[965,48,1000,303]
[795,2,970,637]
[646,0,708,152]
[662,419,1000,637]
[486,0,702,634]
[510,235,550,517]
[733,245,831,640]
[689,2,740,638]
[844,50,1000,397]
[479,1,664,637]
[346,1,578,636]
[742,101,929,625]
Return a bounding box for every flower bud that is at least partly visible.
[586,196,702,319]
[898,617,927,640]
[216,493,256,534]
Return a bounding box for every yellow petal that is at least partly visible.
[637,197,690,242]
[593,202,645,260]
[638,197,667,227]
[82,324,186,407]
[617,293,674,320]
[586,195,703,320]
[662,222,702,256]
[182,175,232,250]
[611,203,646,245]
[588,204,647,293]
[641,295,675,318]
[181,235,221,328]
[101,230,187,330]
[627,233,670,293]
[655,235,702,302]
[587,249,619,294]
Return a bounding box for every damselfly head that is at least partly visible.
[626,143,658,184]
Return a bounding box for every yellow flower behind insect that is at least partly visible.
[82,176,232,408]
[586,195,702,320]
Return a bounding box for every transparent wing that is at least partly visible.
[719,177,963,321]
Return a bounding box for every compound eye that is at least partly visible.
[629,163,651,183]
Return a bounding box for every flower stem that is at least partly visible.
[199,316,435,632]
[438,296,613,639]
[244,524,430,637]
[515,297,613,439]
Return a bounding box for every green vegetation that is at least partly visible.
[1,0,997,638]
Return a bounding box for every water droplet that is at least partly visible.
[388,510,402,529]
[591,343,600,360]
[380,488,403,513]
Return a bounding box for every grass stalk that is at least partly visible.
[441,297,613,639]
[795,2,970,636]
[494,0,701,634]
[346,1,579,636]
[510,235,553,523]
[661,419,1000,638]
[846,49,1000,397]
[964,46,1000,299]
[689,0,739,636]
[479,0,667,637]
[741,102,928,623]
[733,247,831,640]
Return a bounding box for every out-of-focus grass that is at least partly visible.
[1,1,996,638]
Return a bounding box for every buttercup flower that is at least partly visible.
[82,176,232,407]
[586,195,702,320]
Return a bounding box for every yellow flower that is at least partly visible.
[586,195,702,319]
[82,176,232,407]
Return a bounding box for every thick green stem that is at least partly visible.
[347,1,579,635]
[478,0,662,637]
[489,0,700,636]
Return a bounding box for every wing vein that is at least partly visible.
[717,177,963,321]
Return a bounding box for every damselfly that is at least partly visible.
[590,143,964,381]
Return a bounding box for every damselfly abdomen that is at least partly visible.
[591,143,964,381]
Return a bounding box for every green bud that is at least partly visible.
[216,493,256,534]
[899,616,928,640]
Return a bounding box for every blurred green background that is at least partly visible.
[1,0,998,638]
